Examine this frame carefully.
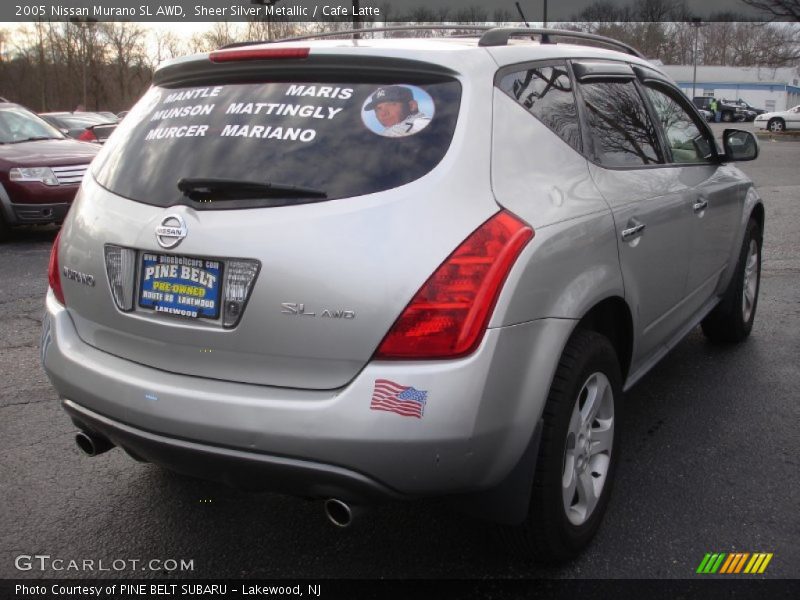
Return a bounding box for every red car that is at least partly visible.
[0,102,99,241]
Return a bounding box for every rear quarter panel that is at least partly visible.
[489,88,623,327]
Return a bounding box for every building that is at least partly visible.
[660,65,800,112]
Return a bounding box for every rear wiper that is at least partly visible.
[177,177,327,205]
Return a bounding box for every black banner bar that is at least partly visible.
[1,0,792,23]
[2,579,800,600]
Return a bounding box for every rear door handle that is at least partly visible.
[621,221,646,242]
[693,199,708,213]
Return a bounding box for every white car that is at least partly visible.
[753,105,800,132]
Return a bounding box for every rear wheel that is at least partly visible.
[701,219,762,343]
[514,330,622,561]
[768,118,785,132]
[722,111,733,122]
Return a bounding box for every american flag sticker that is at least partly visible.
[370,379,428,419]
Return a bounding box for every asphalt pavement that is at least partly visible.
[1,130,798,580]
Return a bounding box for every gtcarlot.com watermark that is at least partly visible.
[14,554,194,573]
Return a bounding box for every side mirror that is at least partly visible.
[722,129,759,162]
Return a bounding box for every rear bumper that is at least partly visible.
[42,291,574,498]
[63,399,400,504]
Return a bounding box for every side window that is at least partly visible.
[579,80,663,167]
[498,64,581,153]
[645,85,713,164]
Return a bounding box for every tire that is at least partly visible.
[767,118,785,133]
[0,212,11,243]
[722,111,733,122]
[511,329,622,561]
[701,219,762,343]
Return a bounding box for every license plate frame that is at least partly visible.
[138,252,224,320]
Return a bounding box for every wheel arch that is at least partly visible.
[0,182,17,224]
[750,200,765,234]
[573,296,634,382]
[715,189,764,298]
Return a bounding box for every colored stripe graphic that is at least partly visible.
[721,553,748,574]
[696,553,713,574]
[720,554,736,574]
[734,553,750,573]
[711,553,726,573]
[744,554,755,573]
[699,552,773,575]
[758,553,774,573]
[744,553,774,574]
[697,553,727,574]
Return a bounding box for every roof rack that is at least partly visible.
[477,27,644,58]
[221,25,492,49]
[220,25,644,60]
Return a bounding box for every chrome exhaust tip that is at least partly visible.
[324,498,356,528]
[75,431,114,457]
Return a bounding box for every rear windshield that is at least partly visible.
[92,78,461,207]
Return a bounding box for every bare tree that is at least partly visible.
[741,0,800,20]
[99,23,148,110]
[569,0,799,66]
[188,22,243,53]
[244,19,302,42]
[150,28,187,68]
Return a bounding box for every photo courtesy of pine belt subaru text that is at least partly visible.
[40,27,764,560]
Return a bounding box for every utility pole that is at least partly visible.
[543,0,548,27]
[353,1,361,39]
[691,18,704,99]
[68,16,97,110]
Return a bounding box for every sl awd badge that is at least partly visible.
[281,303,355,319]
[155,214,187,249]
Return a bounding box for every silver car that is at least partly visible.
[41,28,763,560]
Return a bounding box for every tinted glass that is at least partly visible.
[58,113,113,127]
[498,64,581,152]
[580,81,662,167]
[0,107,64,143]
[92,80,461,208]
[645,85,712,164]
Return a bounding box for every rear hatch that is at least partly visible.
[59,46,500,389]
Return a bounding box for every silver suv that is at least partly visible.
[41,28,763,560]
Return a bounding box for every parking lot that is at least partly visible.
[1,125,798,579]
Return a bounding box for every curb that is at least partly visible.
[754,131,800,142]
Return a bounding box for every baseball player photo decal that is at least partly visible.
[361,85,434,137]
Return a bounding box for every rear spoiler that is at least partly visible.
[154,53,458,88]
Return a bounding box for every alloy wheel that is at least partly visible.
[562,372,615,526]
[768,119,785,132]
[742,238,759,323]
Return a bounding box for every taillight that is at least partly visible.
[209,47,310,63]
[48,230,65,305]
[78,128,97,142]
[375,211,533,360]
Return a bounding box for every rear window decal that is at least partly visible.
[362,85,434,138]
[92,79,460,204]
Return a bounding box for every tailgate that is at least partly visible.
[59,56,498,389]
